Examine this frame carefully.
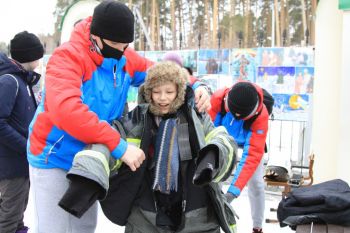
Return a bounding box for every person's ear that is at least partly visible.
[91,35,102,49]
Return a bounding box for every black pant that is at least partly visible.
[0,177,29,233]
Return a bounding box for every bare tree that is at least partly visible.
[300,0,307,44]
[274,0,281,46]
[204,0,211,48]
[212,0,218,48]
[170,0,177,49]
[228,0,236,47]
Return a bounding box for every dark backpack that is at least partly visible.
[220,88,274,152]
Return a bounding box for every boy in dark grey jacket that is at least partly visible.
[102,61,238,233]
[61,61,238,232]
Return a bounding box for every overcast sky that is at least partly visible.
[0,0,57,43]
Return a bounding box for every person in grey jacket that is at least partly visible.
[0,31,44,233]
[61,61,238,232]
[102,61,238,233]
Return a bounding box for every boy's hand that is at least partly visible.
[120,144,145,171]
[195,86,211,112]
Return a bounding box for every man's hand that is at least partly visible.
[194,86,211,112]
[120,144,145,172]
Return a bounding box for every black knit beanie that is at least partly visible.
[10,31,44,63]
[227,82,259,118]
[90,0,134,43]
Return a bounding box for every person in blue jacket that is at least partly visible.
[0,31,44,233]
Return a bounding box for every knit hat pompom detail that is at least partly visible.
[144,61,188,116]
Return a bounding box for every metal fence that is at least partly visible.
[266,118,311,169]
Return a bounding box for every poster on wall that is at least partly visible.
[294,67,314,94]
[143,50,166,62]
[197,49,230,75]
[256,66,295,94]
[199,74,233,92]
[230,48,257,83]
[283,47,314,67]
[135,47,315,121]
[178,50,198,73]
[272,93,310,121]
[257,47,284,67]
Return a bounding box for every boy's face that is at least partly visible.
[151,82,178,115]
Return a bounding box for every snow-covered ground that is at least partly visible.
[24,183,294,233]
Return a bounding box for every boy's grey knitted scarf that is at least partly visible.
[152,118,179,194]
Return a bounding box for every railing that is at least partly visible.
[266,118,311,169]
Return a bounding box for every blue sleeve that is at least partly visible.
[131,71,146,87]
[213,113,223,127]
[111,138,128,159]
[0,75,27,154]
[191,81,202,90]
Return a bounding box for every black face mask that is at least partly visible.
[100,39,125,60]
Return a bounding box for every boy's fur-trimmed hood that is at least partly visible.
[141,61,188,116]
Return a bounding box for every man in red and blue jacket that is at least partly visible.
[208,81,269,233]
[27,1,210,232]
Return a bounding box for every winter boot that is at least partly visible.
[252,227,263,233]
[16,226,29,233]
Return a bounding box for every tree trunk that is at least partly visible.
[310,0,316,45]
[138,2,143,50]
[228,0,236,48]
[204,0,211,48]
[179,0,184,49]
[171,0,177,49]
[188,0,194,48]
[244,0,251,47]
[155,0,160,50]
[151,0,156,50]
[301,0,307,45]
[280,0,285,46]
[274,0,281,46]
[285,0,290,46]
[213,0,218,48]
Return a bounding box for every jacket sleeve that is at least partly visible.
[45,48,127,159]
[0,75,27,154]
[208,88,227,122]
[189,76,211,94]
[200,112,237,183]
[227,108,269,197]
[124,48,154,87]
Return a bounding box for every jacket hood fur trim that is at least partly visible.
[143,61,188,116]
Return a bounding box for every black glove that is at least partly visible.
[225,192,237,203]
[193,144,219,186]
[58,175,104,218]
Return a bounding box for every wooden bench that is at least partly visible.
[296,224,350,233]
[265,154,315,223]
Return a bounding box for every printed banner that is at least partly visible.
[230,48,257,82]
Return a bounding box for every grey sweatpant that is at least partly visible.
[0,176,29,233]
[247,159,265,228]
[29,166,98,233]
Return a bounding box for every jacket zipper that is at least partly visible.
[113,65,117,88]
[45,135,64,163]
